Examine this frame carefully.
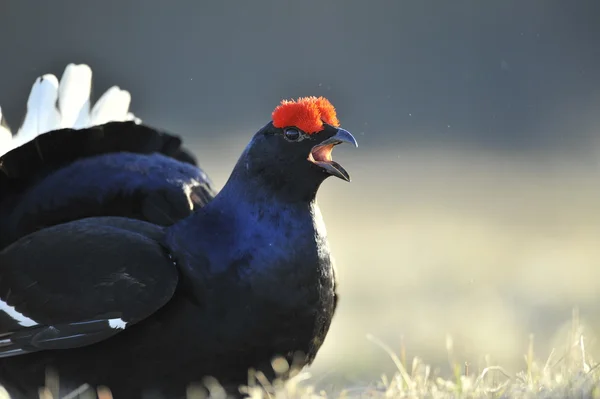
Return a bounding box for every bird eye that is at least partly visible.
[284,128,301,141]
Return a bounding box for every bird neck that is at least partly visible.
[166,171,329,278]
[199,170,321,235]
[216,147,325,204]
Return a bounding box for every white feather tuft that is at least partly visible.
[0,107,12,151]
[125,111,142,125]
[17,74,61,142]
[0,63,141,157]
[89,86,132,126]
[58,63,92,129]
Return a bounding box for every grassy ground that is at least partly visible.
[6,311,600,398]
[236,311,600,399]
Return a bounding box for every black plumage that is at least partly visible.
[0,100,356,398]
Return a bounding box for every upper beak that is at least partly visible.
[308,128,358,182]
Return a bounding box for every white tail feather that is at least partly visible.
[89,86,132,126]
[58,64,92,129]
[126,112,142,124]
[0,63,141,157]
[0,107,12,149]
[17,74,61,142]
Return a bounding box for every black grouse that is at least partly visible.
[0,65,357,398]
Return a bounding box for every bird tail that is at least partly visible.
[0,63,141,156]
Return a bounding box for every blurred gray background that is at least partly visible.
[2,0,600,390]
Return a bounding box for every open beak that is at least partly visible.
[308,128,358,182]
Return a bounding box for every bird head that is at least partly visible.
[232,97,357,200]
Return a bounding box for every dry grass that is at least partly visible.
[8,311,600,399]
[231,311,600,399]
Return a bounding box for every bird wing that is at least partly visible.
[0,121,216,248]
[0,216,178,358]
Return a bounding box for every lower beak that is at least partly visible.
[308,128,358,182]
